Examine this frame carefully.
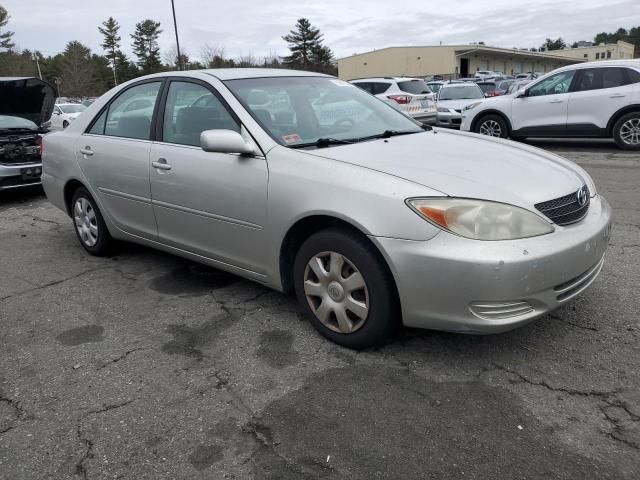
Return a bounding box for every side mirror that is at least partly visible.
[515,88,527,98]
[200,129,256,155]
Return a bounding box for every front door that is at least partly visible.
[77,80,163,239]
[511,69,576,135]
[149,79,269,275]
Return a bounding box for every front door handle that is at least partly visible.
[610,94,625,98]
[549,99,564,104]
[79,146,93,156]
[152,158,172,170]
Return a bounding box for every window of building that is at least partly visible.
[584,54,588,58]
[607,51,612,59]
[595,53,600,60]
[162,81,239,147]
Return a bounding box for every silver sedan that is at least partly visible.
[42,69,612,349]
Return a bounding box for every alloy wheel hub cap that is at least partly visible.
[327,281,345,302]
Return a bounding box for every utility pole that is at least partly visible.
[170,0,184,70]
[32,53,43,80]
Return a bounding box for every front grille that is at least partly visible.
[535,186,590,226]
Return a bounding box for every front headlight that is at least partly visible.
[463,102,482,111]
[407,198,555,240]
[437,107,450,113]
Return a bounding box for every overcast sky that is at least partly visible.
[4,0,640,61]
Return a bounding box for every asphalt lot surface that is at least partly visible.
[1,139,639,479]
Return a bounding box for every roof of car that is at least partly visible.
[204,68,332,80]
[440,82,480,88]
[554,59,640,72]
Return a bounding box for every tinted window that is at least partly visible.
[103,82,161,140]
[574,68,630,92]
[528,71,575,96]
[352,82,372,93]
[627,69,640,84]
[477,83,495,93]
[397,80,431,94]
[163,81,239,147]
[371,82,391,94]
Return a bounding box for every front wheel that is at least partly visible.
[71,187,113,256]
[475,114,509,139]
[294,229,399,349]
[613,112,640,150]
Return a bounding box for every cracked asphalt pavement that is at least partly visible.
[1,140,639,479]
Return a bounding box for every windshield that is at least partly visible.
[0,115,38,131]
[59,104,87,114]
[397,80,431,94]
[438,85,484,100]
[224,76,423,147]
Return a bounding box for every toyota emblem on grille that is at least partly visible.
[576,186,588,207]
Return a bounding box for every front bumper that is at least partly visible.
[0,162,42,190]
[436,110,462,128]
[372,195,612,334]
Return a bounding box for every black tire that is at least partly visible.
[62,120,69,129]
[612,111,640,150]
[474,114,509,139]
[70,187,113,256]
[293,229,400,349]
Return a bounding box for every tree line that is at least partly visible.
[0,6,336,97]
[535,25,640,53]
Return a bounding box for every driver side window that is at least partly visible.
[528,71,575,97]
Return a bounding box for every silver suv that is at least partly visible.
[350,77,436,124]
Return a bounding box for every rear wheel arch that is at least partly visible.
[607,105,640,135]
[471,109,513,135]
[63,179,87,216]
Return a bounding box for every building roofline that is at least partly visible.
[337,45,587,62]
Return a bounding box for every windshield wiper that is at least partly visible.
[289,137,356,149]
[355,129,424,141]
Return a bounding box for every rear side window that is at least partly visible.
[352,82,372,93]
[371,82,391,94]
[574,68,631,92]
[628,69,640,84]
[397,80,431,94]
[162,81,239,147]
[100,82,162,140]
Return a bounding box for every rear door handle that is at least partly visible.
[549,99,564,104]
[152,158,172,170]
[79,147,93,156]
[610,94,625,98]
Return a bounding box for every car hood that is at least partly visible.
[437,99,483,110]
[304,129,586,208]
[0,77,56,127]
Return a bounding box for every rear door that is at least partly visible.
[567,67,634,134]
[149,78,269,275]
[511,70,576,135]
[78,80,163,239]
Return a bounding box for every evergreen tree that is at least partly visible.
[98,17,121,86]
[131,19,163,74]
[0,5,15,50]
[311,44,336,75]
[282,18,324,70]
[540,37,567,51]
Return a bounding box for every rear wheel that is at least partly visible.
[71,187,112,256]
[613,112,640,150]
[294,229,399,349]
[475,114,509,139]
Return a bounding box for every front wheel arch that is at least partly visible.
[471,110,513,137]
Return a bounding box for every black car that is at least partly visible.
[0,77,56,191]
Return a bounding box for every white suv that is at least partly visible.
[461,60,640,150]
[350,77,436,124]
